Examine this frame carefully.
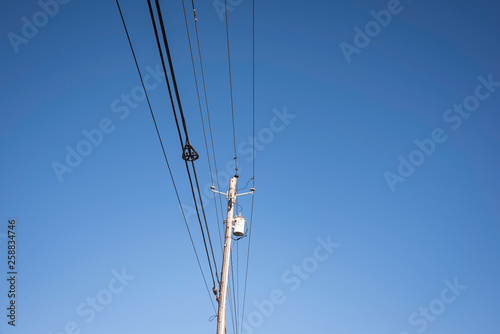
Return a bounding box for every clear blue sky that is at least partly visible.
[1,0,499,333]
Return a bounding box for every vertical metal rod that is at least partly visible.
[217,176,238,334]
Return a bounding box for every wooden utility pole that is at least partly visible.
[212,175,254,334]
[216,176,237,334]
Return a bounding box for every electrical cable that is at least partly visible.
[237,178,252,192]
[146,0,185,150]
[230,248,239,333]
[152,2,219,278]
[237,237,240,332]
[154,0,191,143]
[240,0,256,330]
[189,0,228,250]
[227,277,237,334]
[181,0,224,252]
[147,0,220,288]
[115,0,216,312]
[224,0,238,174]
[190,160,221,283]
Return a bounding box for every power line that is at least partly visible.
[147,0,220,289]
[240,196,254,328]
[189,0,228,254]
[154,0,221,284]
[252,0,255,185]
[240,0,256,329]
[115,0,216,312]
[230,248,239,333]
[185,5,248,332]
[190,160,220,281]
[145,0,185,150]
[180,0,209,168]
[227,271,237,334]
[224,0,238,174]
[119,1,257,331]
[154,0,191,145]
[180,0,224,252]
[224,1,243,325]
[237,239,240,332]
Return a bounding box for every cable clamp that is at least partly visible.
[182,143,199,161]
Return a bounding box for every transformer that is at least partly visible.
[233,216,246,237]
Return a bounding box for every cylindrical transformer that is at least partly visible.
[233,216,246,237]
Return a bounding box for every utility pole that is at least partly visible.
[217,176,237,334]
[212,175,254,334]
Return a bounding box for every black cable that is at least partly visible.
[180,0,208,161]
[240,195,253,328]
[235,202,243,214]
[252,0,255,188]
[154,0,191,143]
[223,7,242,326]
[147,0,220,287]
[240,0,256,329]
[227,280,237,334]
[230,249,239,333]
[224,0,238,174]
[189,0,227,249]
[181,0,224,252]
[146,0,185,151]
[190,160,220,283]
[237,238,240,331]
[184,159,219,285]
[237,178,252,192]
[115,0,216,312]
[157,0,220,283]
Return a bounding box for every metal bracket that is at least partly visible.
[212,185,254,198]
[236,188,255,197]
[211,185,228,198]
